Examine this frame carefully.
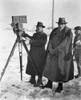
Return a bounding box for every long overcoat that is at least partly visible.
[26,31,47,76]
[43,26,74,82]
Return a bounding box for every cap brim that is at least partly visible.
[42,26,45,28]
[56,22,68,24]
[35,25,45,28]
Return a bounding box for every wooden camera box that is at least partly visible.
[12,15,27,30]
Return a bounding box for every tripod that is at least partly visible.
[0,30,38,82]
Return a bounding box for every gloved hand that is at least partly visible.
[49,48,58,55]
[29,39,34,44]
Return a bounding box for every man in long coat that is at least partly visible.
[41,18,74,93]
[25,22,47,87]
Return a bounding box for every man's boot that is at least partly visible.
[75,66,80,78]
[40,80,52,89]
[78,65,81,76]
[55,82,63,93]
[34,76,43,87]
[28,76,36,84]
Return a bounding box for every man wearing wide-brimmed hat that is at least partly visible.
[41,17,74,93]
[35,21,45,31]
[73,26,81,78]
[24,21,47,87]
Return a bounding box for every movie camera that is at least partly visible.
[11,16,27,35]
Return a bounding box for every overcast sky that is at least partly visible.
[0,0,81,55]
[0,0,81,29]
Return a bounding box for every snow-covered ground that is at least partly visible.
[0,29,81,100]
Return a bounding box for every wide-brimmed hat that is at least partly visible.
[74,26,81,30]
[56,17,68,24]
[36,22,45,28]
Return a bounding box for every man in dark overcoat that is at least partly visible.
[24,22,47,87]
[40,18,74,93]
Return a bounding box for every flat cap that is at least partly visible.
[74,26,81,30]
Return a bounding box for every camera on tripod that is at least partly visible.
[0,15,38,81]
[11,15,27,35]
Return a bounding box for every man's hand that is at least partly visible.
[76,40,81,45]
[29,39,34,44]
[49,48,54,55]
[49,48,58,55]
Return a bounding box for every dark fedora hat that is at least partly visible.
[56,17,68,24]
[36,22,45,28]
[74,26,81,30]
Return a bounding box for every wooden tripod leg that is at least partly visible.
[0,39,18,82]
[18,41,23,81]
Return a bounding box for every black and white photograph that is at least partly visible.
[0,0,81,100]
